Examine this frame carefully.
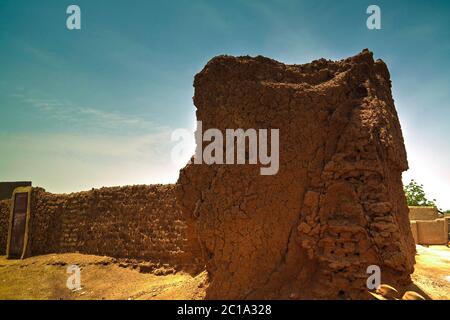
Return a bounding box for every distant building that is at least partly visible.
[409,206,449,245]
[0,182,32,201]
[409,206,441,220]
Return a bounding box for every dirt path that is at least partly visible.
[410,245,450,300]
[0,254,207,300]
[0,245,448,300]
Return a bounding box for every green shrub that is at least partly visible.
[403,179,436,207]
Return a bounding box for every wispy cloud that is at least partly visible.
[2,89,186,192]
[0,130,172,160]
[0,129,182,193]
[11,91,157,132]
[22,45,63,67]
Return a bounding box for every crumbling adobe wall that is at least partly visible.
[0,200,10,255]
[28,185,194,268]
[411,218,449,245]
[409,206,439,221]
[177,50,416,299]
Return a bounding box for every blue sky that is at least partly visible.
[0,0,449,208]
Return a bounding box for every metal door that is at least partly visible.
[9,192,29,257]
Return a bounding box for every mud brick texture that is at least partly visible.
[0,200,10,255]
[176,50,416,299]
[0,185,196,269]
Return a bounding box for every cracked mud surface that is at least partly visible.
[176,50,416,299]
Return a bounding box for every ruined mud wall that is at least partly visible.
[177,50,416,299]
[409,206,439,221]
[0,200,10,255]
[411,218,449,245]
[27,185,192,267]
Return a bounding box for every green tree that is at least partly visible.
[403,180,436,207]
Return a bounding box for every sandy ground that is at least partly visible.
[410,245,450,300]
[0,254,207,300]
[0,245,448,300]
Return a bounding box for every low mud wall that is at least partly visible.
[0,200,10,255]
[409,207,440,221]
[411,218,449,245]
[1,185,197,268]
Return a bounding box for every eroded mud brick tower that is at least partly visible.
[177,50,416,299]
